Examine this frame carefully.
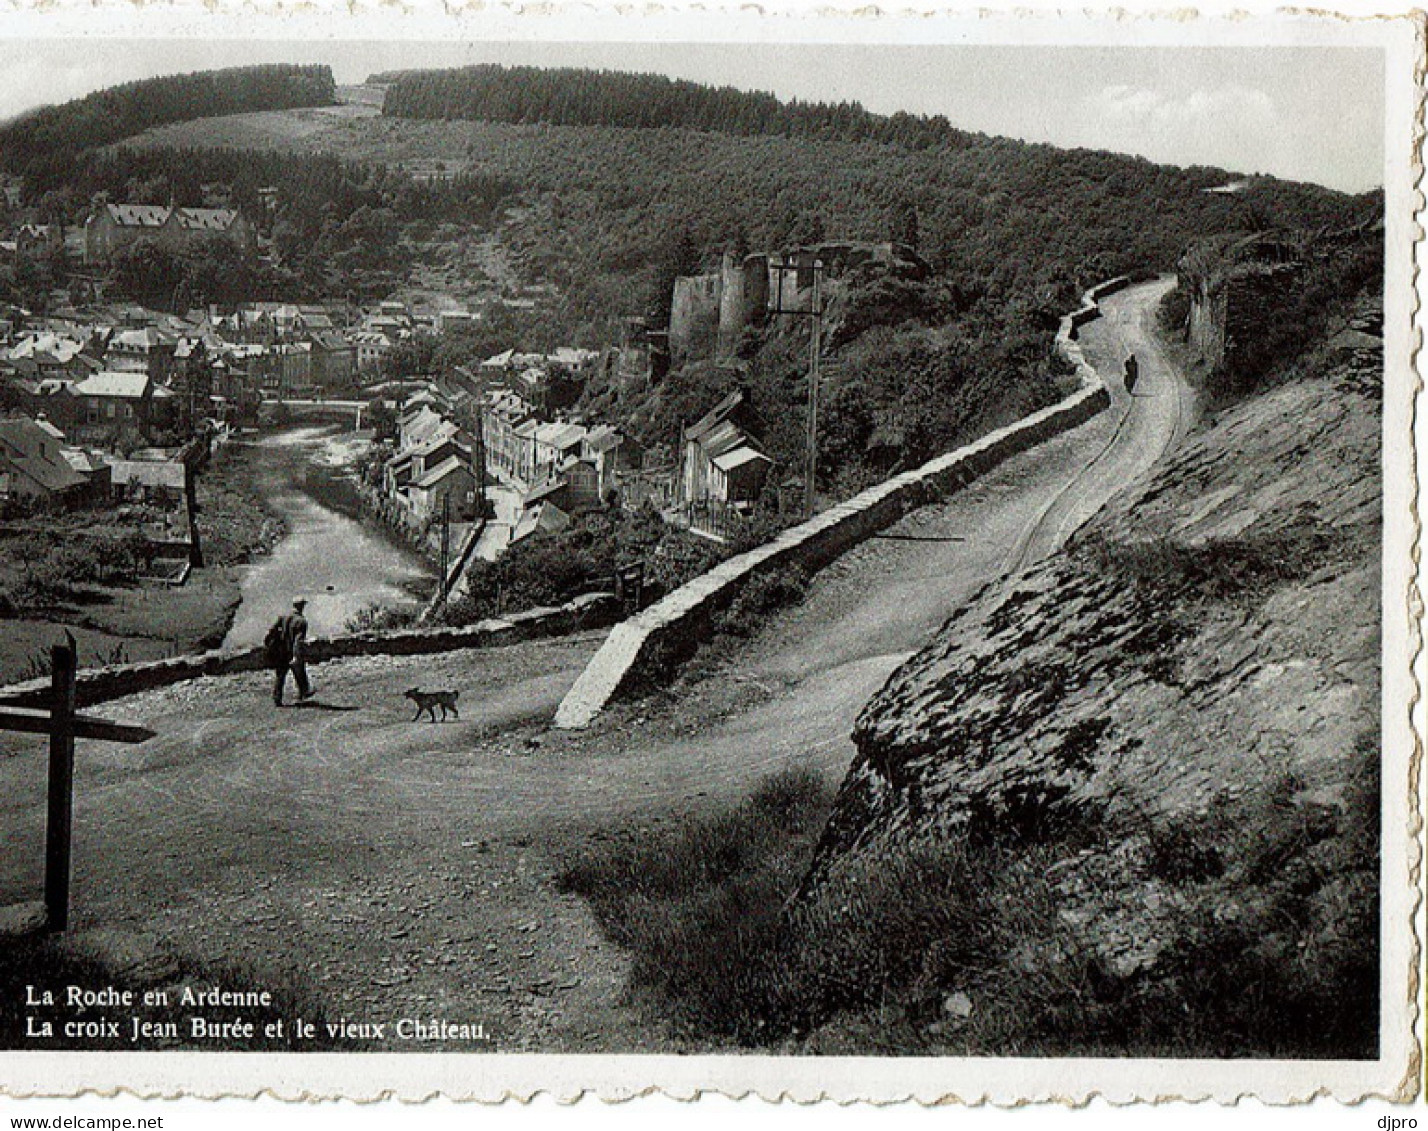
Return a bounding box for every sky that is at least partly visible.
[0,39,1385,193]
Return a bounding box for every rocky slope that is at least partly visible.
[796,296,1382,1057]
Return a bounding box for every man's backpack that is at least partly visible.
[263,617,289,668]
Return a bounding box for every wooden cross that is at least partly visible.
[0,637,155,932]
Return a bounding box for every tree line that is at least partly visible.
[380,64,981,152]
[0,64,336,183]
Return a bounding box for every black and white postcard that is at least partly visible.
[0,2,1418,1107]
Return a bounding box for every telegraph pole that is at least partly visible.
[439,493,451,603]
[769,253,825,519]
[804,268,821,519]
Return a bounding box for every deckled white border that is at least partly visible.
[0,1,1419,1105]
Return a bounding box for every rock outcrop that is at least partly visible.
[796,296,1382,1056]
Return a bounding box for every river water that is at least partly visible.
[222,427,436,649]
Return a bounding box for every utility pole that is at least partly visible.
[804,267,821,519]
[474,406,487,520]
[770,252,825,519]
[439,493,451,604]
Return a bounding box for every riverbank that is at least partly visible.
[0,439,281,684]
[221,427,436,648]
[195,441,289,568]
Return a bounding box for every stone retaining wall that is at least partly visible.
[0,593,620,710]
[553,278,1132,729]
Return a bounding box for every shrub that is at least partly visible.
[345,603,418,633]
[1157,283,1191,338]
[715,563,809,637]
[434,506,765,628]
[1145,820,1225,883]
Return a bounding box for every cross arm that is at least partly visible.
[0,706,156,744]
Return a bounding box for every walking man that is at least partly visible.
[270,598,314,706]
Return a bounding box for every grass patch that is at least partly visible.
[554,766,834,1043]
[1075,515,1347,605]
[559,748,1379,1057]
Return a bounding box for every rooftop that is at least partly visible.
[74,371,152,399]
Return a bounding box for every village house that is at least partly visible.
[106,457,186,506]
[278,342,314,394]
[529,421,586,486]
[6,333,100,383]
[508,498,571,547]
[297,304,338,335]
[479,391,537,483]
[547,347,601,381]
[478,347,594,417]
[383,415,460,498]
[104,326,177,384]
[351,329,395,376]
[509,419,542,485]
[519,475,577,518]
[478,348,530,383]
[680,388,774,513]
[446,365,483,401]
[581,424,643,503]
[400,388,446,418]
[83,202,256,265]
[310,332,357,391]
[375,397,482,526]
[407,453,478,524]
[15,222,64,259]
[438,308,475,333]
[206,356,256,419]
[0,416,106,508]
[27,380,83,433]
[558,455,601,510]
[60,443,112,495]
[396,403,450,451]
[221,343,281,396]
[72,370,175,438]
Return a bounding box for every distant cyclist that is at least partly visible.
[1124,353,1139,392]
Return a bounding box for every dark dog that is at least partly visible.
[404,688,460,722]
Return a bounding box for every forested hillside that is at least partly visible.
[0,64,336,187]
[11,63,1381,485]
[380,63,976,150]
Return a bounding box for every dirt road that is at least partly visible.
[0,280,1191,1052]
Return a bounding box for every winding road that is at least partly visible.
[0,279,1193,1052]
[1004,276,1188,575]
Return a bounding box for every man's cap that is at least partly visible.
[293,598,308,610]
